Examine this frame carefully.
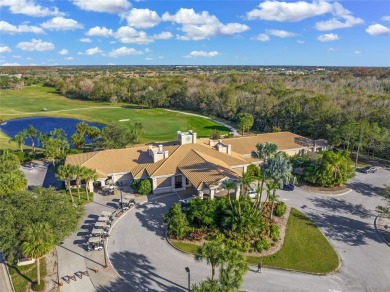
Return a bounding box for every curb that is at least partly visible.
[374,216,390,248]
[300,186,352,197]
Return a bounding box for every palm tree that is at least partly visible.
[56,165,76,203]
[252,142,278,163]
[262,153,295,189]
[132,121,144,143]
[9,130,27,151]
[83,167,98,201]
[222,179,236,204]
[21,223,54,286]
[240,171,255,196]
[26,125,40,154]
[219,249,249,291]
[195,239,226,280]
[266,181,279,220]
[73,165,84,200]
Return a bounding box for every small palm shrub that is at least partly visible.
[275,202,287,217]
[270,224,280,242]
[256,239,271,252]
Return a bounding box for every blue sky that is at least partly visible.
[0,0,389,66]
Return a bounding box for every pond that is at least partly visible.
[0,116,105,147]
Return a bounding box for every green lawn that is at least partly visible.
[171,208,340,274]
[0,85,229,143]
[60,190,94,206]
[8,259,47,292]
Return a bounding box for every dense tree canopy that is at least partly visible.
[0,187,83,263]
[0,150,27,197]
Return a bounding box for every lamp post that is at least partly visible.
[102,238,108,268]
[120,190,123,212]
[185,267,190,292]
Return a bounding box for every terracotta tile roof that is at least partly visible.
[198,132,311,156]
[178,150,240,189]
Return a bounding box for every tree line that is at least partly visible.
[41,71,390,160]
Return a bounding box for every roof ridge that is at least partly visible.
[187,150,231,178]
[79,151,100,166]
[147,144,182,176]
[222,131,294,141]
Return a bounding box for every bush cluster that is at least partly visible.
[275,202,287,217]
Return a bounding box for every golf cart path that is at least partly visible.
[164,109,240,136]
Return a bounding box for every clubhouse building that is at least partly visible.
[65,131,328,199]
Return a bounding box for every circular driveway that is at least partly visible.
[107,169,390,292]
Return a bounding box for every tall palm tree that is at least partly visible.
[9,130,27,151]
[56,165,76,203]
[222,179,236,204]
[262,153,295,189]
[240,171,255,196]
[73,165,84,200]
[252,142,278,163]
[219,249,249,291]
[21,222,54,285]
[266,181,279,220]
[83,167,98,201]
[195,239,225,280]
[26,125,40,154]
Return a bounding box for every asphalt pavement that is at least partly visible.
[104,168,390,292]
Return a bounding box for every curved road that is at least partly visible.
[105,169,390,292]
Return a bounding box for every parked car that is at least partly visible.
[247,189,257,198]
[282,184,295,191]
[179,197,197,211]
[360,166,377,173]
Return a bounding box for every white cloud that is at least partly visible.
[0,0,62,17]
[317,33,340,42]
[145,57,154,61]
[80,38,92,43]
[253,33,270,42]
[58,49,68,55]
[317,33,339,42]
[115,26,153,44]
[328,47,336,52]
[85,47,102,55]
[247,0,334,21]
[41,17,83,31]
[86,26,113,37]
[71,0,131,14]
[65,57,74,60]
[162,8,249,40]
[382,16,390,21]
[188,50,219,58]
[266,29,297,38]
[0,20,44,34]
[0,46,12,53]
[297,40,305,44]
[315,15,364,31]
[126,8,161,28]
[16,39,55,51]
[108,46,143,57]
[1,62,21,66]
[354,50,362,55]
[366,24,390,36]
[152,31,173,40]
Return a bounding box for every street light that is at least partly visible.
[102,238,108,268]
[120,190,123,212]
[185,267,190,292]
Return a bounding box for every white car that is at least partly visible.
[247,189,257,198]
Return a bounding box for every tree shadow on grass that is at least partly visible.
[347,182,385,198]
[7,264,33,284]
[96,251,185,292]
[306,212,381,246]
[308,197,373,219]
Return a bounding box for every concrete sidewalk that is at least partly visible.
[0,254,13,292]
[58,191,151,292]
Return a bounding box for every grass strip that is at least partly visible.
[8,259,47,292]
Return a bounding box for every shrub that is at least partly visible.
[270,224,280,242]
[187,229,206,241]
[138,179,152,195]
[274,202,287,217]
[163,203,189,239]
[256,239,271,252]
[131,179,141,191]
